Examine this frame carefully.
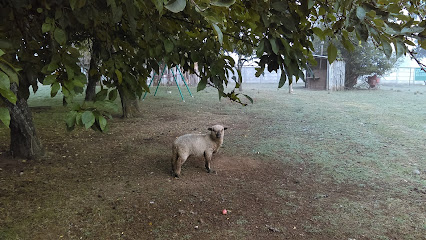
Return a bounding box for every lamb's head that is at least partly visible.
[208,125,228,139]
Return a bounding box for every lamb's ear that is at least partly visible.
[208,127,213,131]
[224,127,228,130]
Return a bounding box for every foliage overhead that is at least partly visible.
[0,0,426,130]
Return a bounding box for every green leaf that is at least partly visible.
[107,0,123,23]
[151,0,164,13]
[0,49,4,57]
[43,75,57,85]
[73,78,86,87]
[366,10,376,18]
[70,0,78,10]
[165,0,186,13]
[54,28,67,45]
[372,18,384,27]
[0,71,10,90]
[55,8,63,19]
[81,111,96,129]
[66,111,77,130]
[355,23,369,42]
[210,0,235,7]
[0,88,17,104]
[42,23,52,33]
[51,82,60,97]
[342,36,355,52]
[356,6,366,20]
[65,65,74,80]
[269,38,279,54]
[74,74,87,86]
[93,100,119,113]
[280,38,291,54]
[308,0,314,9]
[77,0,87,8]
[0,107,10,127]
[98,115,107,131]
[197,77,207,91]
[47,61,59,72]
[401,26,425,35]
[327,43,337,64]
[243,94,253,104]
[164,39,174,53]
[278,72,286,88]
[271,1,287,11]
[108,88,118,101]
[404,39,416,46]
[0,63,19,84]
[95,89,108,101]
[387,3,400,13]
[211,23,223,44]
[124,0,136,33]
[139,76,150,93]
[255,66,265,77]
[256,39,265,57]
[115,69,123,84]
[312,27,325,40]
[381,38,392,58]
[395,39,405,58]
[75,112,82,125]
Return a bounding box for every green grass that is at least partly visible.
[237,84,425,188]
[1,82,425,239]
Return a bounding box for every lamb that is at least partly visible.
[172,125,227,177]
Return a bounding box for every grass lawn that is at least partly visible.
[0,82,425,239]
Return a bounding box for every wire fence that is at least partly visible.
[381,67,426,85]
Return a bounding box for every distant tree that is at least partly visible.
[341,40,400,88]
[232,42,255,92]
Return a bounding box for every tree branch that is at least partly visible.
[408,50,426,72]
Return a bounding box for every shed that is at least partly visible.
[306,55,345,91]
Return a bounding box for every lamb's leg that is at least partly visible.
[171,157,178,177]
[171,149,179,177]
[204,151,216,174]
[173,157,184,178]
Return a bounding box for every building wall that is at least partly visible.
[328,60,346,91]
[305,59,345,91]
[306,69,327,90]
[239,67,282,83]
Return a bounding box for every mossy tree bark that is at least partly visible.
[2,83,43,159]
[118,86,140,118]
[85,40,101,101]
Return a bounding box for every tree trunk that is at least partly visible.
[345,74,358,88]
[85,39,101,101]
[3,83,43,159]
[118,87,140,118]
[85,72,97,101]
